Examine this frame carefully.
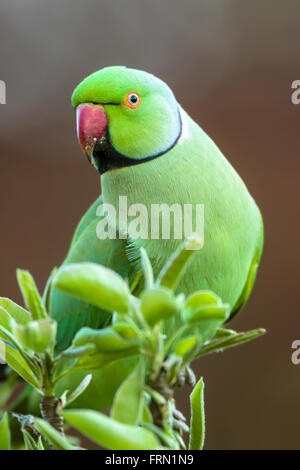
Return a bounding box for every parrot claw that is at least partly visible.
[171,399,189,434]
[173,418,190,434]
[172,407,186,422]
[185,366,196,387]
[175,365,196,388]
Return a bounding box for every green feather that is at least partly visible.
[50,203,136,351]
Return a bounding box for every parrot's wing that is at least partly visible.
[228,213,264,320]
[50,198,136,351]
[69,195,103,247]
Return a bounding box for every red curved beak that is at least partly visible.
[76,103,108,161]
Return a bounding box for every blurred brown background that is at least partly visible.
[0,0,299,450]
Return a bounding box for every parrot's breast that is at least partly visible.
[101,108,263,310]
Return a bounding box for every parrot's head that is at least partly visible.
[71,66,181,174]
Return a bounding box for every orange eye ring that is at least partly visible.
[125,91,141,109]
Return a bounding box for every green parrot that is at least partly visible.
[50,66,263,352]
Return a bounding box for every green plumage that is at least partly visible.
[50,66,263,351]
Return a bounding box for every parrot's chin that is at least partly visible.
[90,111,183,175]
[90,131,168,175]
[91,131,140,174]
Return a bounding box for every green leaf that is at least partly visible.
[42,267,58,312]
[0,298,31,325]
[54,262,130,314]
[142,422,179,449]
[0,307,13,332]
[215,327,237,337]
[73,327,137,353]
[23,429,40,450]
[112,323,138,340]
[0,413,11,450]
[183,291,229,324]
[37,436,45,450]
[173,336,198,357]
[61,344,96,359]
[0,325,41,378]
[61,409,161,450]
[156,234,202,290]
[173,430,186,450]
[196,328,266,358]
[55,356,138,412]
[185,290,220,308]
[77,348,139,371]
[34,419,76,450]
[183,304,229,324]
[66,374,92,406]
[17,270,48,320]
[0,324,27,355]
[111,358,145,425]
[140,287,180,326]
[140,248,154,290]
[142,402,153,424]
[189,377,205,450]
[12,319,57,354]
[180,291,230,343]
[0,340,40,388]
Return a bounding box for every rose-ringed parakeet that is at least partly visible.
[50,66,263,352]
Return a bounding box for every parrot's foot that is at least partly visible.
[172,403,189,434]
[147,363,195,438]
[175,365,196,388]
[173,418,190,434]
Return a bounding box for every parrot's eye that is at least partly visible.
[125,91,141,109]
